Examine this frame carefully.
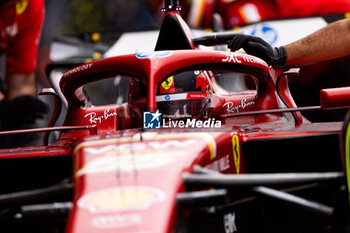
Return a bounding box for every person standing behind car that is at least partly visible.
[0,0,47,132]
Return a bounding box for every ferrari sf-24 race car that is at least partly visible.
[0,1,350,233]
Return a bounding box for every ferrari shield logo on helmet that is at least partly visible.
[160,76,175,94]
[161,76,174,90]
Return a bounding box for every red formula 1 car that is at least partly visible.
[0,1,350,233]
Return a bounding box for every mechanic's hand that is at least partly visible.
[228,34,287,66]
[0,95,48,128]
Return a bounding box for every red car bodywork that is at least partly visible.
[57,50,342,232]
[0,8,348,233]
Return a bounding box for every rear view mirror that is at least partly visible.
[46,62,85,107]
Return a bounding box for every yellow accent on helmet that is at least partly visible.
[16,0,28,15]
[161,76,174,90]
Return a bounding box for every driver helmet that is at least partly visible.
[156,70,212,119]
[128,70,212,123]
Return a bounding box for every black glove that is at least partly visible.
[0,95,48,128]
[228,34,287,66]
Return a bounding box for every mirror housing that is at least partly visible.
[39,88,62,145]
[320,87,350,109]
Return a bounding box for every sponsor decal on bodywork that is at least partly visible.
[205,154,231,172]
[136,51,172,59]
[76,139,196,177]
[220,51,267,67]
[74,132,218,160]
[224,212,237,233]
[221,52,242,64]
[232,134,240,174]
[78,186,165,213]
[85,109,118,124]
[223,99,255,113]
[64,63,93,77]
[91,213,143,229]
